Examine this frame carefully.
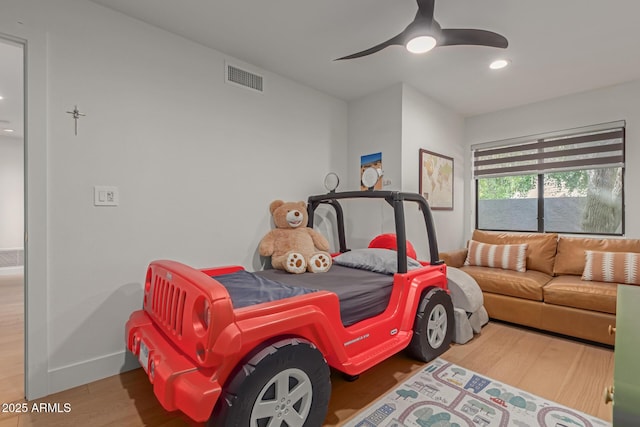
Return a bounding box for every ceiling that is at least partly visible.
[85,0,640,117]
[2,0,640,139]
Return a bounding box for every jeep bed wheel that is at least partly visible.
[408,287,454,362]
[209,338,331,427]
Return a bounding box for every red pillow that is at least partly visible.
[368,233,417,259]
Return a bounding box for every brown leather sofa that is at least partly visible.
[440,230,640,346]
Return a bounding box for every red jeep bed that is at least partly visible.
[125,190,453,426]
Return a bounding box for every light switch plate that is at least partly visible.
[94,186,119,206]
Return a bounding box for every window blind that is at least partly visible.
[473,124,625,179]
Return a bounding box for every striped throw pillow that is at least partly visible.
[582,251,640,285]
[464,240,528,272]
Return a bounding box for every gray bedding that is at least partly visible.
[211,269,318,309]
[211,265,394,327]
[255,265,394,326]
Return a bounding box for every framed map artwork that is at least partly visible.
[419,149,453,210]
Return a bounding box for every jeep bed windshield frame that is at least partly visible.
[307,190,443,272]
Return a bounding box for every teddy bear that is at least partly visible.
[259,200,333,274]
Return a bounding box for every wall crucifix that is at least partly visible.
[66,105,86,136]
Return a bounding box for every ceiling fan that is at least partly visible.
[336,0,508,60]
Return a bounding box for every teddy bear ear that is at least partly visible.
[269,200,285,214]
[298,201,307,208]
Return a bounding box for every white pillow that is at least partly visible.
[582,250,640,285]
[333,248,422,275]
[464,240,528,273]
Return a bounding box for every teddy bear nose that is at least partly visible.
[295,212,300,217]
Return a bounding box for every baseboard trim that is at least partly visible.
[0,266,24,276]
[48,349,140,395]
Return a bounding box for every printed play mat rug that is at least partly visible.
[343,358,610,427]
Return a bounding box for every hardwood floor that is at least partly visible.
[0,276,614,426]
[327,322,614,425]
[0,273,23,409]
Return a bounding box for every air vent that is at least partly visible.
[226,63,264,93]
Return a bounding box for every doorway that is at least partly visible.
[0,37,25,403]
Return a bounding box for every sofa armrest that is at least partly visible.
[439,248,468,268]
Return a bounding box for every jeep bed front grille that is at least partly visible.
[152,275,187,337]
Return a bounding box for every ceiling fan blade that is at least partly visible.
[439,28,508,48]
[415,0,435,21]
[336,0,509,60]
[335,34,404,60]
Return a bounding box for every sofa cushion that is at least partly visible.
[582,250,640,285]
[543,275,617,314]
[439,248,468,268]
[459,265,552,301]
[464,240,528,272]
[554,236,640,276]
[471,230,558,275]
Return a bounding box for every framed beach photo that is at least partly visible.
[360,152,383,191]
[419,149,453,210]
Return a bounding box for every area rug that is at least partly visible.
[343,358,610,427]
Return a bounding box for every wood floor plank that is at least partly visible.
[0,414,19,427]
[516,333,586,401]
[0,274,24,405]
[437,320,502,365]
[482,326,553,385]
[555,342,614,420]
[450,321,527,372]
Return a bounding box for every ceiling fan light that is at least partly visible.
[490,59,509,70]
[406,36,437,54]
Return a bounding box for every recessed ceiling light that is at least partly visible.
[490,59,510,70]
[2,128,15,133]
[0,96,4,100]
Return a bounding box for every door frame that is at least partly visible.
[0,22,49,400]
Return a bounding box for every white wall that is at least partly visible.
[464,79,640,240]
[10,0,634,400]
[346,84,403,248]
[0,135,23,250]
[401,84,465,255]
[1,0,347,397]
[345,83,466,257]
[347,83,403,191]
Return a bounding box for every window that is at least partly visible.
[474,122,625,235]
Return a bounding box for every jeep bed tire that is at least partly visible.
[407,287,454,362]
[209,338,331,427]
